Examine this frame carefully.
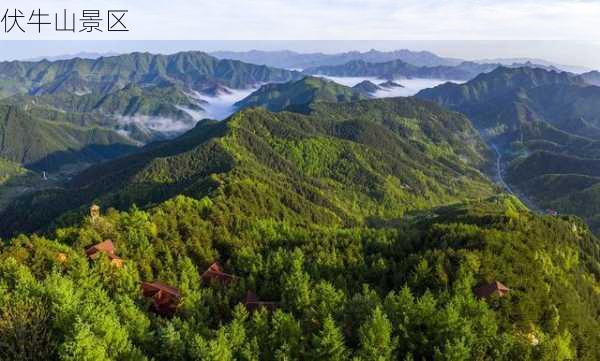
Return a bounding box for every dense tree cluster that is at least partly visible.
[0,194,597,360]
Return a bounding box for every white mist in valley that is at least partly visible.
[118,87,258,142]
[318,75,463,97]
[192,88,258,120]
[115,78,463,143]
[116,115,195,138]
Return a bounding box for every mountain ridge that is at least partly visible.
[0,96,494,236]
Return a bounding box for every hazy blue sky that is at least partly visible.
[1,0,599,67]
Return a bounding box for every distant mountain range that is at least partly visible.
[0,51,302,98]
[477,57,591,74]
[0,51,303,173]
[304,59,500,81]
[417,66,600,231]
[304,58,578,81]
[211,49,464,69]
[211,49,590,74]
[578,70,600,86]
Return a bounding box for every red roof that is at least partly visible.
[85,240,116,259]
[85,240,123,267]
[141,282,181,316]
[244,291,278,312]
[201,262,237,285]
[474,281,510,298]
[142,282,181,299]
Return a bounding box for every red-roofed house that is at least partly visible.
[84,240,123,267]
[474,281,510,298]
[244,291,278,312]
[201,262,237,285]
[142,282,181,316]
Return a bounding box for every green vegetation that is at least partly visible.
[0,104,137,171]
[0,83,206,143]
[0,51,302,180]
[0,97,493,237]
[417,66,600,232]
[0,193,597,360]
[4,83,202,120]
[0,157,27,185]
[234,76,366,112]
[1,60,599,360]
[0,51,302,98]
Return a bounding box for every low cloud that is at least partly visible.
[191,88,259,120]
[116,115,196,139]
[318,75,461,97]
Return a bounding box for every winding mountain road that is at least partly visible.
[491,144,541,212]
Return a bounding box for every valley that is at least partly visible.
[417,66,600,231]
[0,47,598,361]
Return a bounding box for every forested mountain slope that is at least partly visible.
[0,193,598,360]
[0,60,598,361]
[417,66,600,232]
[0,97,493,236]
[234,76,367,112]
[0,51,302,98]
[0,104,137,171]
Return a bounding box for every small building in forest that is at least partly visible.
[474,281,510,298]
[90,204,101,220]
[244,291,278,312]
[141,282,181,316]
[84,240,123,268]
[201,262,237,285]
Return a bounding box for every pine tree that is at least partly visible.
[356,307,395,361]
[310,315,348,361]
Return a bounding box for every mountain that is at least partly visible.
[0,96,493,236]
[234,76,367,112]
[304,59,501,81]
[477,57,592,73]
[416,67,598,142]
[5,84,202,119]
[417,66,600,232]
[578,70,600,86]
[0,62,599,360]
[0,104,137,171]
[304,58,580,82]
[0,51,303,98]
[2,190,600,360]
[0,51,305,214]
[417,66,581,111]
[0,159,599,359]
[379,80,404,88]
[1,84,206,143]
[211,48,463,69]
[352,80,381,95]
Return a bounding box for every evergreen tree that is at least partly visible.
[310,315,348,361]
[356,307,395,361]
